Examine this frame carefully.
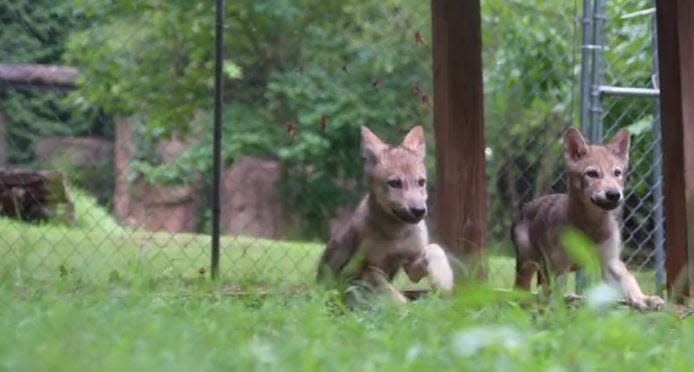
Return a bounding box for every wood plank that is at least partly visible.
[431,0,487,279]
[0,64,77,90]
[655,0,694,302]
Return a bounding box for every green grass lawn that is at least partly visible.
[0,190,523,293]
[0,192,685,371]
[2,274,692,371]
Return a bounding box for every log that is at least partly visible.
[0,169,73,221]
[0,64,77,90]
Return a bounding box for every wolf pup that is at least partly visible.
[512,128,664,310]
[316,125,454,304]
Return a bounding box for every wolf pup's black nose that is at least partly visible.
[410,207,426,219]
[605,190,622,202]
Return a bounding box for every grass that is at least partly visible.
[0,190,523,292]
[2,277,692,371]
[0,191,686,371]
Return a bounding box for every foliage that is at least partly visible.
[0,1,81,64]
[65,0,215,137]
[69,188,123,232]
[8,0,657,241]
[65,0,432,239]
[266,1,432,237]
[0,1,107,164]
[40,149,115,208]
[126,105,277,187]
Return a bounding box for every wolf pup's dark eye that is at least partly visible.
[387,179,403,188]
[417,178,426,187]
[613,169,622,177]
[585,170,600,178]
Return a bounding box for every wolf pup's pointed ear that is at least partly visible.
[401,125,425,159]
[607,129,630,161]
[564,128,589,162]
[361,126,387,164]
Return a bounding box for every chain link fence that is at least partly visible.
[0,0,664,293]
[597,0,665,290]
[486,0,664,292]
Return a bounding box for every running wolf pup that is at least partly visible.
[316,125,453,304]
[512,128,664,310]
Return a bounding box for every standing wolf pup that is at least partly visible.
[316,125,454,304]
[512,128,664,310]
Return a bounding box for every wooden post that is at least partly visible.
[113,116,133,222]
[655,0,694,302]
[431,0,487,279]
[0,111,6,167]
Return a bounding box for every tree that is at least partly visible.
[0,1,104,165]
[66,0,432,238]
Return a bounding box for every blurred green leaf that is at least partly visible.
[559,227,601,281]
[223,60,243,80]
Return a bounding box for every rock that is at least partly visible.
[112,118,198,232]
[34,136,113,167]
[125,184,197,233]
[221,157,282,239]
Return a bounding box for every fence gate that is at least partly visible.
[579,0,665,293]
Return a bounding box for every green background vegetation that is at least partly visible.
[1,0,657,245]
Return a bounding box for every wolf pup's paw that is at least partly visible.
[564,293,584,307]
[644,295,665,310]
[628,294,665,311]
[425,243,454,293]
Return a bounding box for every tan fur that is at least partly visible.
[317,126,453,304]
[512,128,664,310]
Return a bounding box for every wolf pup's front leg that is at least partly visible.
[316,226,360,284]
[403,244,454,293]
[361,266,409,304]
[424,243,454,292]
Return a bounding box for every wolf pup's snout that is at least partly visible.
[410,207,426,220]
[592,189,623,210]
[605,190,622,202]
[393,206,426,223]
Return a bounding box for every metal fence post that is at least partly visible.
[579,0,593,135]
[576,0,593,294]
[588,0,605,140]
[583,1,665,294]
[211,0,224,279]
[577,0,602,294]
